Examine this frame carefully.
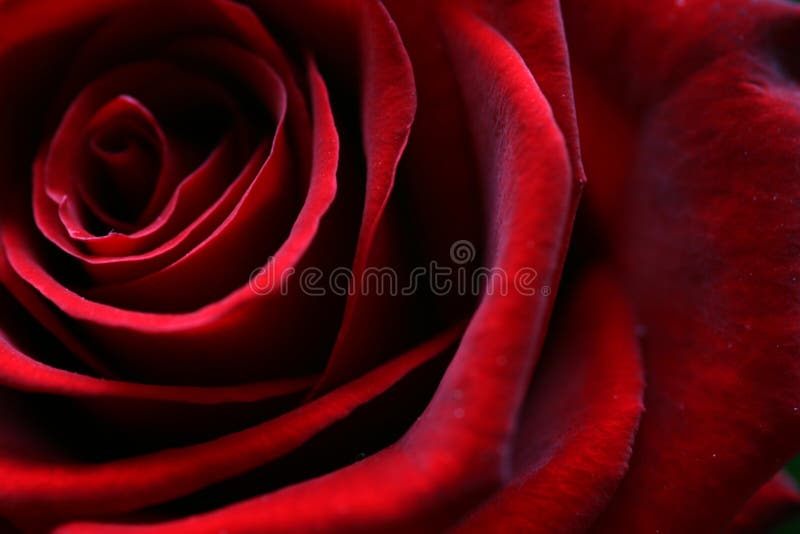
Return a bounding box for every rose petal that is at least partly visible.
[728,471,800,534]
[35,62,247,250]
[31,47,288,286]
[0,325,462,524]
[308,0,418,394]
[453,268,644,533]
[0,329,316,405]
[563,0,800,530]
[55,4,579,531]
[0,55,337,384]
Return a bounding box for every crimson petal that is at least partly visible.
[53,4,580,531]
[0,326,461,526]
[454,269,644,533]
[728,471,800,534]
[563,0,800,530]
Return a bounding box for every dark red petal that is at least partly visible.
[31,48,288,286]
[0,326,461,524]
[454,269,644,533]
[54,4,579,531]
[308,0,418,394]
[81,96,164,230]
[5,110,288,306]
[0,332,315,405]
[79,118,294,310]
[380,0,486,310]
[1,57,336,384]
[563,0,800,530]
[0,290,316,453]
[5,0,316,284]
[67,37,295,262]
[35,62,242,248]
[467,0,584,186]
[80,126,243,259]
[0,250,113,376]
[314,0,586,396]
[0,0,114,51]
[728,471,800,534]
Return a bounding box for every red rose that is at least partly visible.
[0,0,798,532]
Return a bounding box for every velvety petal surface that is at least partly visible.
[728,471,800,534]
[0,326,462,528]
[562,0,800,530]
[454,269,644,533]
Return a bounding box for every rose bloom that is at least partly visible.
[0,0,798,532]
